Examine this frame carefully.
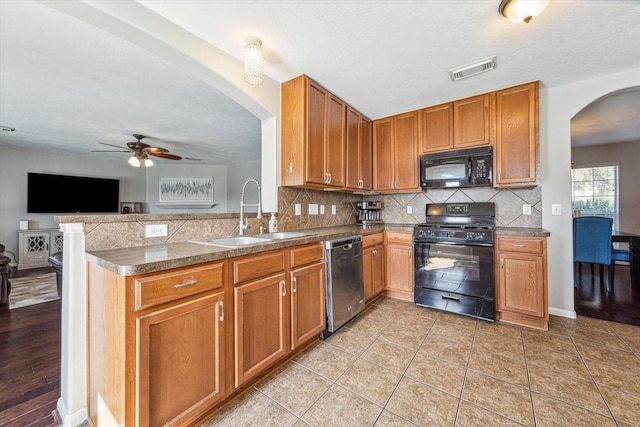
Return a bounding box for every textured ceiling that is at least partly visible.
[1,0,639,164]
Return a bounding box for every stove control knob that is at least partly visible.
[466,232,475,240]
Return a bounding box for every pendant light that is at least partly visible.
[244,36,264,85]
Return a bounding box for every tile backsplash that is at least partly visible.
[81,186,541,251]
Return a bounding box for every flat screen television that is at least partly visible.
[27,172,120,213]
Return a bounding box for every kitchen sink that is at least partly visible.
[191,236,273,248]
[263,232,313,240]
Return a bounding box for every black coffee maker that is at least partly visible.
[356,201,381,225]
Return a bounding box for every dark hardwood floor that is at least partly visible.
[0,267,60,427]
[574,261,640,326]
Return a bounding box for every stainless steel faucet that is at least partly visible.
[239,178,262,235]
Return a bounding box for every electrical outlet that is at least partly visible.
[406,205,413,214]
[551,204,562,216]
[295,204,301,216]
[145,224,167,238]
[331,205,336,215]
[523,204,532,215]
[308,204,318,215]
[320,205,325,215]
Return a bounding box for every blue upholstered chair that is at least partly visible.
[573,216,613,291]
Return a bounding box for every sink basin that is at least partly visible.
[264,232,313,240]
[191,236,273,248]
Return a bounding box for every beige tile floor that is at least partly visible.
[201,296,640,427]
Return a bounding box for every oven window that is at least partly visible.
[414,242,494,299]
[424,164,466,180]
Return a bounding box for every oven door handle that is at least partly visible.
[414,240,494,247]
[442,294,461,301]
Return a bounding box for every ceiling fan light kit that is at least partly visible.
[499,0,550,24]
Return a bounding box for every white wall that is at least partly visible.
[226,160,262,214]
[571,140,640,234]
[0,145,146,257]
[144,160,262,214]
[540,68,640,318]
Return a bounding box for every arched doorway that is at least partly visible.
[570,87,640,326]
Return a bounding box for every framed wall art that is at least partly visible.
[157,176,215,208]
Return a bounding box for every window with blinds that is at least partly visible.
[571,164,619,231]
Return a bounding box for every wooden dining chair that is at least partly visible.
[573,216,613,291]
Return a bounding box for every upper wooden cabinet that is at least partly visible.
[420,103,454,153]
[373,111,420,191]
[453,93,495,149]
[421,94,495,154]
[495,81,539,187]
[346,106,373,191]
[282,75,346,188]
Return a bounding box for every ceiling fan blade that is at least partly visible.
[143,146,169,154]
[98,142,130,150]
[149,152,182,160]
[91,150,130,153]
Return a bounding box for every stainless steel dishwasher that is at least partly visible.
[322,235,365,338]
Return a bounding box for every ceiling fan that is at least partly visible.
[92,134,201,167]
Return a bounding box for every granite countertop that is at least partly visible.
[495,227,550,237]
[86,224,415,276]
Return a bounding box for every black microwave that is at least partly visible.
[420,146,493,189]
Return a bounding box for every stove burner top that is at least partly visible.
[415,203,496,245]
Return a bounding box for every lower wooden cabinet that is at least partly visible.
[363,233,385,302]
[136,292,226,427]
[87,261,228,427]
[496,235,548,330]
[87,242,325,427]
[233,244,325,388]
[290,261,325,349]
[384,231,414,301]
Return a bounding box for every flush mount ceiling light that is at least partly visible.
[499,0,550,24]
[448,56,497,81]
[244,36,264,85]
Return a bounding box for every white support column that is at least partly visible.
[57,223,88,426]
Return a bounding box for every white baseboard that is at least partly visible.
[57,398,88,427]
[549,307,577,319]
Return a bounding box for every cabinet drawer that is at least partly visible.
[134,263,224,311]
[290,243,324,269]
[385,231,412,244]
[498,237,543,255]
[233,250,286,284]
[362,232,384,248]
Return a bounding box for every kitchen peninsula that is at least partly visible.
[78,212,548,426]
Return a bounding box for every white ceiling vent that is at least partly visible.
[448,56,497,81]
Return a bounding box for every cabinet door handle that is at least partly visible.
[512,244,527,248]
[219,301,224,322]
[281,280,286,296]
[174,279,198,289]
[328,173,332,183]
[292,277,297,293]
[288,162,294,174]
[408,249,412,258]
[372,250,377,258]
